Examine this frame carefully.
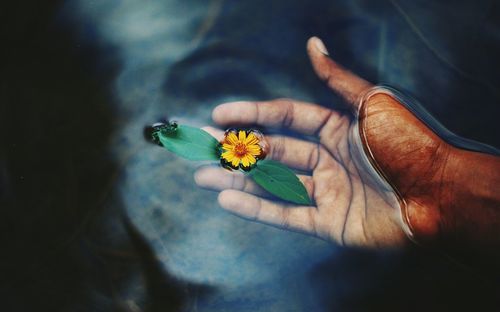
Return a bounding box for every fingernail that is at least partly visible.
[313,37,329,55]
[193,169,204,185]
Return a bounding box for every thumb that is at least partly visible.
[307,36,373,108]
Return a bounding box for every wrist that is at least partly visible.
[436,147,500,248]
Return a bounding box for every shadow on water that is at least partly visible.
[389,1,500,149]
[162,43,272,114]
[122,216,214,312]
[309,247,500,312]
[0,1,212,311]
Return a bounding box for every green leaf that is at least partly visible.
[158,125,220,161]
[249,160,312,205]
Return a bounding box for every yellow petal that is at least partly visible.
[247,145,261,156]
[231,157,240,167]
[226,132,238,145]
[221,151,234,162]
[246,154,256,164]
[245,133,259,145]
[222,143,234,151]
[247,138,259,146]
[241,156,250,167]
[247,144,260,151]
[238,130,246,142]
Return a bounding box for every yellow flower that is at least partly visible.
[221,130,262,169]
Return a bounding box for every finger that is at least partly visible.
[266,135,320,171]
[203,126,321,171]
[307,36,373,108]
[194,166,315,198]
[212,99,335,136]
[195,166,266,195]
[218,189,318,234]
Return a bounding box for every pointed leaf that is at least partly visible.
[158,125,220,161]
[249,160,312,205]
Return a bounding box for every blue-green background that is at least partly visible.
[2,0,499,311]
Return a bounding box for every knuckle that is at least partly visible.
[253,200,263,221]
[282,100,295,128]
[270,136,286,161]
[308,209,318,236]
[280,209,290,229]
[304,178,315,198]
[272,98,295,128]
[230,173,244,190]
[307,144,320,170]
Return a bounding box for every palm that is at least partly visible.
[195,37,409,248]
[312,113,374,244]
[308,111,407,246]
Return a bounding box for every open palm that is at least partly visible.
[195,37,409,247]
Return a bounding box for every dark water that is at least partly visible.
[2,0,500,311]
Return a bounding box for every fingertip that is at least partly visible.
[218,189,257,217]
[212,101,254,126]
[217,189,234,210]
[306,37,372,108]
[307,37,336,87]
[307,36,329,56]
[307,37,335,79]
[211,104,227,125]
[212,102,242,125]
[195,166,234,190]
[193,166,210,187]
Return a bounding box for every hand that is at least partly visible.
[195,37,500,250]
[195,37,409,247]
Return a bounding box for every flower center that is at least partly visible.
[234,142,248,157]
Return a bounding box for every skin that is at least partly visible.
[195,37,500,250]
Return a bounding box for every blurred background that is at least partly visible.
[1,0,499,311]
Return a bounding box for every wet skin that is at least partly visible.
[195,37,500,250]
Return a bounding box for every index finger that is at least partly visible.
[212,99,336,136]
